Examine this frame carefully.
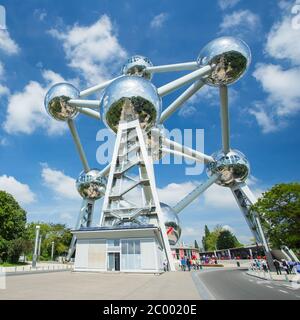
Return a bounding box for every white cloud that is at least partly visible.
[0,84,9,97]
[222,224,235,233]
[41,164,79,200]
[219,9,260,35]
[266,15,300,65]
[203,183,238,210]
[249,9,300,133]
[158,181,198,206]
[49,15,127,85]
[218,0,240,10]
[3,69,68,135]
[150,13,168,29]
[250,64,300,132]
[0,175,36,205]
[0,30,19,55]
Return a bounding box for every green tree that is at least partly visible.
[216,230,242,250]
[0,191,28,263]
[194,240,199,249]
[26,222,72,260]
[251,183,300,250]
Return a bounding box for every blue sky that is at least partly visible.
[0,0,300,246]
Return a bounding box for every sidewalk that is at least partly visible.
[246,269,300,287]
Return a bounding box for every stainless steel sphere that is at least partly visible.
[44,83,79,121]
[197,37,251,86]
[206,149,250,187]
[76,169,107,200]
[122,55,153,80]
[100,76,161,133]
[160,202,181,245]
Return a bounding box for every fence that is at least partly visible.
[3,263,73,274]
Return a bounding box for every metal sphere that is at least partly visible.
[76,169,107,200]
[44,83,79,121]
[197,37,251,86]
[160,202,181,245]
[122,55,153,80]
[100,76,161,133]
[206,149,250,187]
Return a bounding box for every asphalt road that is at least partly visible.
[193,268,300,300]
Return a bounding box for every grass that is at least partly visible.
[0,262,28,267]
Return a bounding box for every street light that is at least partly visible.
[51,241,55,261]
[32,225,40,268]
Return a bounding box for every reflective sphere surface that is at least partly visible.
[45,83,79,121]
[122,55,153,80]
[100,76,161,133]
[206,149,250,187]
[76,169,107,200]
[197,37,251,86]
[160,202,181,245]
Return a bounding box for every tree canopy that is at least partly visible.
[202,225,242,251]
[0,191,28,263]
[251,183,300,250]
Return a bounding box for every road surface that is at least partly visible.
[193,268,300,300]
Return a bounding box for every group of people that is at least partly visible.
[179,257,203,271]
[250,258,300,275]
[273,259,300,275]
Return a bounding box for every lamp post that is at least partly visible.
[51,241,55,261]
[32,225,40,268]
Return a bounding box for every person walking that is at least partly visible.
[273,259,281,275]
[180,257,186,271]
[186,257,191,271]
[282,260,290,274]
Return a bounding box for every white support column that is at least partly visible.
[146,61,199,73]
[69,99,100,109]
[75,107,101,120]
[231,182,275,271]
[157,65,212,97]
[159,80,205,123]
[219,85,230,154]
[79,76,122,98]
[67,119,90,173]
[172,174,219,214]
[162,138,214,163]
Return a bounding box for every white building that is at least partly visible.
[73,226,167,273]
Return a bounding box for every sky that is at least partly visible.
[0,0,300,247]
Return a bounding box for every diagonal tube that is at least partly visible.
[172,174,219,214]
[159,80,205,123]
[146,61,198,73]
[67,119,90,172]
[157,65,212,97]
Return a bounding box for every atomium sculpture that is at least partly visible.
[45,36,273,271]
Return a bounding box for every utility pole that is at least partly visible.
[51,241,55,261]
[32,225,40,268]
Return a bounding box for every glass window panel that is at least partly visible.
[128,240,134,254]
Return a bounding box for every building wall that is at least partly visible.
[74,236,162,272]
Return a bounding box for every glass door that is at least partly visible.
[107,252,120,271]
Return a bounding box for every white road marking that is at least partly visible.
[279,290,288,294]
[248,279,253,282]
[266,285,273,289]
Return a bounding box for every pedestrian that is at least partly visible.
[262,260,268,272]
[186,257,191,271]
[180,257,186,271]
[282,260,290,274]
[273,259,281,275]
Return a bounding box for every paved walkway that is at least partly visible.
[0,270,201,300]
